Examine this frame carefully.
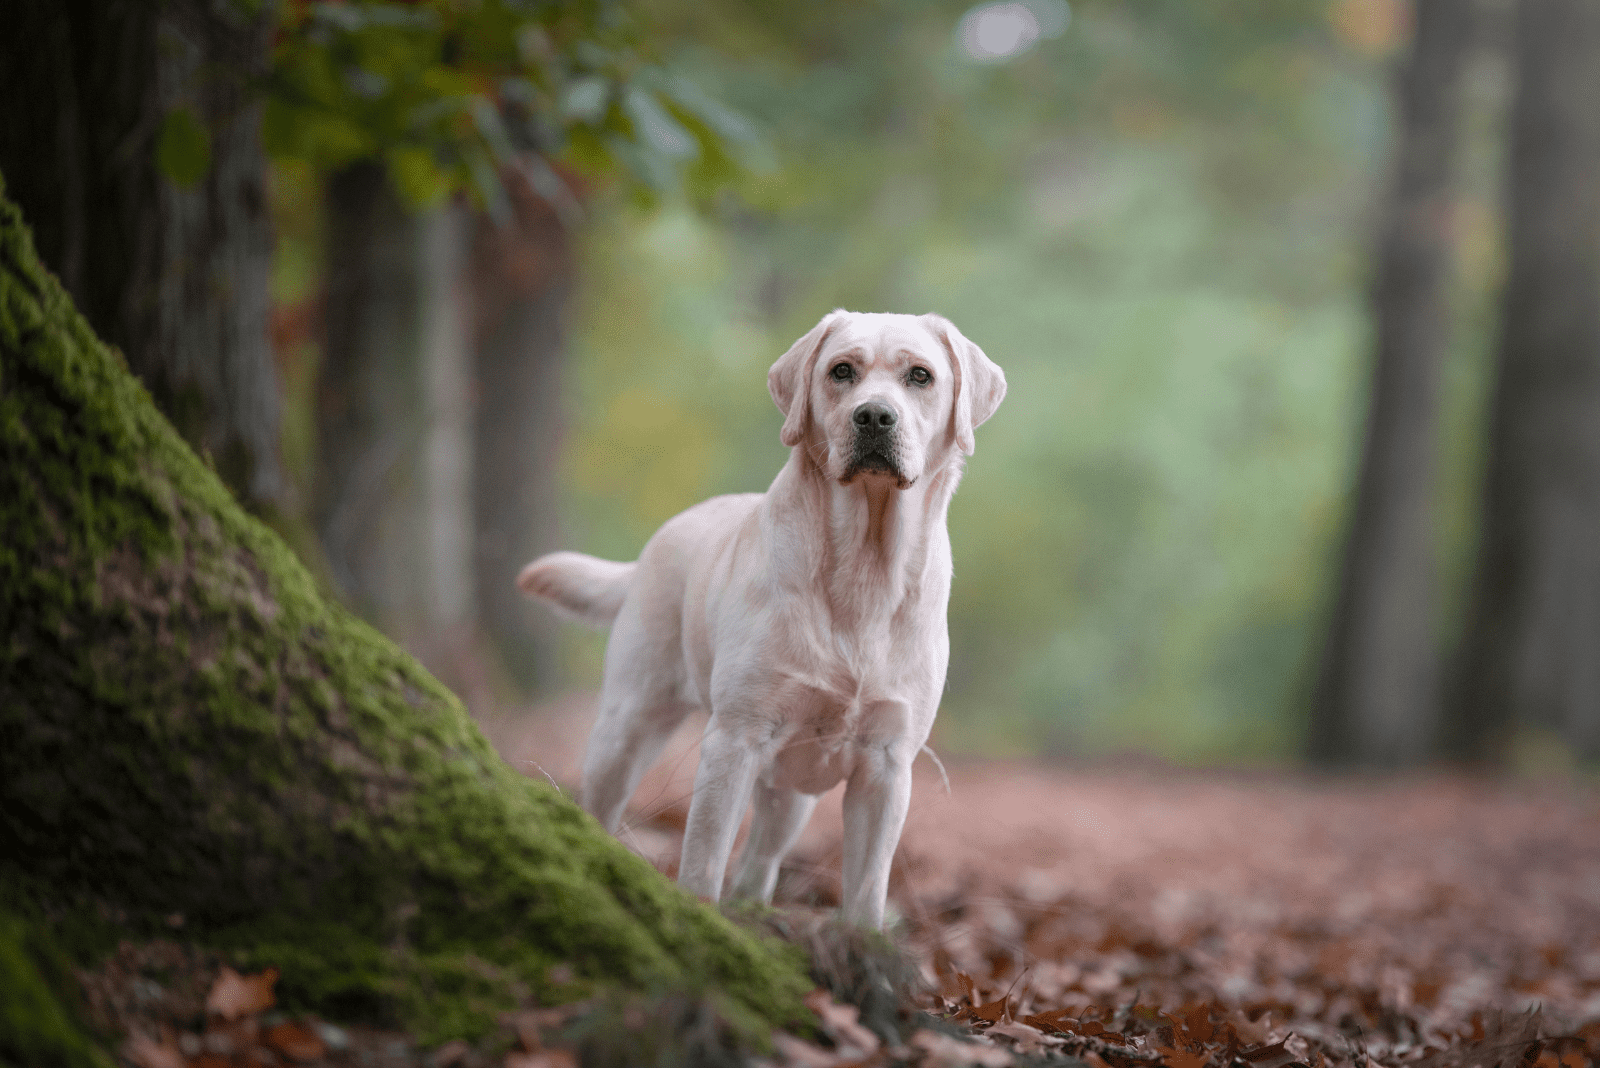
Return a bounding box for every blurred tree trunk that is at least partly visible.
[1447,0,1600,762]
[315,163,485,703]
[1307,0,1475,766]
[319,161,574,706]
[0,0,284,514]
[471,166,575,695]
[0,181,808,1040]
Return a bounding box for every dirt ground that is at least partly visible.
[488,694,1600,1067]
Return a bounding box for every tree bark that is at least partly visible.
[1447,0,1600,762]
[0,178,807,1042]
[0,0,284,513]
[1307,0,1474,766]
[315,164,486,701]
[471,166,574,695]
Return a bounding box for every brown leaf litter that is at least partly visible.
[73,731,1600,1068]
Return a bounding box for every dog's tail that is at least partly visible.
[516,551,636,628]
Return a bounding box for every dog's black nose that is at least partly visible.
[853,402,898,430]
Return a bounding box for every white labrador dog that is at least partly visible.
[518,310,1004,928]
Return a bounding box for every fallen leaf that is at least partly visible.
[501,1006,581,1053]
[970,995,1011,1024]
[204,1016,259,1054]
[1229,1012,1275,1047]
[1157,1046,1211,1068]
[206,966,278,1020]
[772,1031,846,1068]
[1537,1039,1588,1068]
[940,970,978,1006]
[1243,1042,1299,1068]
[1023,1009,1079,1033]
[803,989,881,1056]
[123,1031,184,1068]
[505,1051,575,1068]
[265,1021,326,1063]
[1182,1003,1216,1044]
[429,1038,471,1068]
[910,1029,1013,1068]
[988,1019,1049,1052]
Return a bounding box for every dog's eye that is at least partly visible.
[908,367,933,386]
[829,363,855,383]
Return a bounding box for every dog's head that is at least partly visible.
[768,310,1006,486]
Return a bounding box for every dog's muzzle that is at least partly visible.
[842,402,910,486]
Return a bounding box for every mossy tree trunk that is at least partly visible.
[0,175,808,1042]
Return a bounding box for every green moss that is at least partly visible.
[0,910,111,1068]
[0,170,811,1044]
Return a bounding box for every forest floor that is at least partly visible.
[97,696,1600,1068]
[487,695,1600,1068]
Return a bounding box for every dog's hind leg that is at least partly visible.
[729,783,818,904]
[581,697,691,834]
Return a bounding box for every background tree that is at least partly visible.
[1307,0,1476,766]
[268,1,747,699]
[471,164,578,694]
[316,163,481,693]
[0,0,284,514]
[1448,0,1600,762]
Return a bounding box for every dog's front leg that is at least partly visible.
[678,721,761,902]
[840,750,913,929]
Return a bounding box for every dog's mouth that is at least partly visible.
[840,445,912,489]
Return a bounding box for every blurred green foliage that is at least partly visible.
[260,0,1510,763]
[266,0,758,213]
[553,0,1496,762]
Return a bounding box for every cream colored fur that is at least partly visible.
[518,310,1005,928]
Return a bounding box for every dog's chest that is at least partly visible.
[760,650,917,795]
[766,689,858,794]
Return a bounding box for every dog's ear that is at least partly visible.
[769,310,845,448]
[927,315,1006,455]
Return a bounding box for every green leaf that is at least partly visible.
[265,0,749,200]
[156,108,212,189]
[387,145,453,208]
[521,154,583,228]
[465,148,512,226]
[657,74,762,148]
[623,87,698,162]
[468,97,517,162]
[562,77,610,125]
[562,125,616,177]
